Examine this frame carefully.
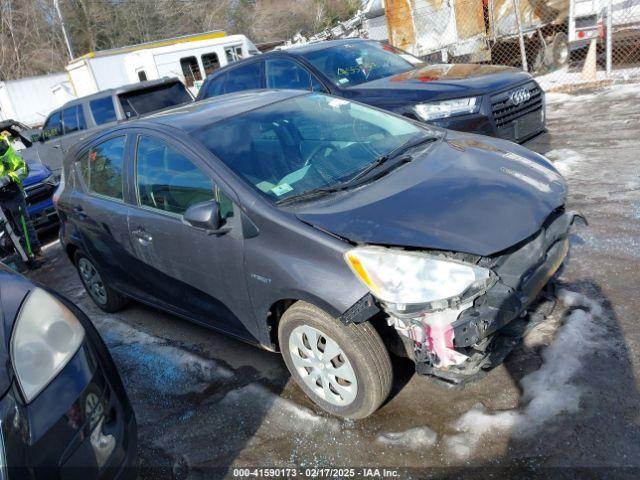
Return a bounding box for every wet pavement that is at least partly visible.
[28,82,640,478]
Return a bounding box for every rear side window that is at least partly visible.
[135,136,213,215]
[118,82,192,118]
[265,59,324,91]
[42,111,62,140]
[224,63,262,93]
[90,97,117,125]
[62,106,86,134]
[180,56,202,87]
[78,136,126,200]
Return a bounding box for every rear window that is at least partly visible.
[118,82,192,118]
[90,97,117,125]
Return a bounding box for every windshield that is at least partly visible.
[194,94,432,202]
[118,82,193,118]
[301,42,424,87]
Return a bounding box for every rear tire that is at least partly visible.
[75,251,128,313]
[279,301,392,419]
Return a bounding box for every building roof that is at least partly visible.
[70,30,227,63]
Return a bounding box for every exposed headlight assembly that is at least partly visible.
[345,247,493,314]
[414,97,480,121]
[10,288,85,403]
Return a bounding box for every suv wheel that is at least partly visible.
[279,301,392,419]
[75,251,128,313]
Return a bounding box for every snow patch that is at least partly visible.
[444,290,609,460]
[544,149,584,177]
[377,426,438,449]
[222,383,341,434]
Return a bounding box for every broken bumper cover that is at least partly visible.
[384,209,583,383]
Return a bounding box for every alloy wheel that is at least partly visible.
[289,325,358,406]
[78,258,108,305]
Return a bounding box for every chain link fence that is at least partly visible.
[376,0,640,91]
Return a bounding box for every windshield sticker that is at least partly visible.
[271,183,294,196]
[328,98,349,108]
[337,78,350,85]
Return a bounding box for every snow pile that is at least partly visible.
[222,383,341,434]
[444,289,609,460]
[544,149,584,177]
[377,426,438,449]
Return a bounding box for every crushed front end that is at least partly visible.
[343,208,584,386]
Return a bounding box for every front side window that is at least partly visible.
[224,62,261,93]
[180,56,202,87]
[302,42,424,87]
[202,52,220,76]
[265,59,323,91]
[42,111,62,140]
[194,94,432,202]
[90,97,117,125]
[136,136,214,215]
[81,136,126,200]
[62,106,85,134]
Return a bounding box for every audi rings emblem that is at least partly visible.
[508,88,531,106]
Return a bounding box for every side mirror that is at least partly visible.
[184,200,229,234]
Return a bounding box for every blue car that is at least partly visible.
[0,120,59,234]
[23,161,59,233]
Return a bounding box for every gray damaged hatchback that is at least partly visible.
[57,90,582,418]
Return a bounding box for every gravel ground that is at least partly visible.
[28,82,640,478]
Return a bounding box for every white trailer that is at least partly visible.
[0,73,73,127]
[66,31,260,97]
[569,0,640,49]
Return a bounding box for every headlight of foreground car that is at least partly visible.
[10,288,85,403]
[345,247,492,313]
[414,97,480,121]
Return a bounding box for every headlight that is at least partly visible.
[43,174,60,187]
[345,247,492,312]
[10,288,85,403]
[414,97,480,121]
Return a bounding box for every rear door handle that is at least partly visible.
[131,228,153,246]
[73,206,87,220]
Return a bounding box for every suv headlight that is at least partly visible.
[43,174,60,187]
[10,288,85,403]
[345,247,492,313]
[414,97,480,121]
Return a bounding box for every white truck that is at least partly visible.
[66,32,260,97]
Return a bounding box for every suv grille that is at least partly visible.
[491,82,543,128]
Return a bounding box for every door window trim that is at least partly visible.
[132,134,218,220]
[74,134,128,204]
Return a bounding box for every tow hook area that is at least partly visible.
[386,303,473,369]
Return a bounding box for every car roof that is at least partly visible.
[282,38,369,55]
[110,89,308,134]
[54,77,184,112]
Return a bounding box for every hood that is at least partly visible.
[0,265,33,398]
[23,161,53,187]
[295,132,566,256]
[349,64,532,96]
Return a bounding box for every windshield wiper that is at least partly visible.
[276,185,346,206]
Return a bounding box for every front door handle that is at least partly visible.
[131,228,153,246]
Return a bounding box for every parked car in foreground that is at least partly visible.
[0,120,59,233]
[22,77,193,176]
[0,265,137,476]
[57,90,578,419]
[196,39,546,143]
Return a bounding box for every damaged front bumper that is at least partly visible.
[346,209,585,386]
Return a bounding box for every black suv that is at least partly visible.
[57,90,577,419]
[197,39,545,143]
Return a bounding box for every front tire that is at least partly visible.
[279,301,392,419]
[75,251,128,313]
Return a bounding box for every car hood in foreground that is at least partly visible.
[0,266,32,397]
[295,133,566,256]
[348,64,533,96]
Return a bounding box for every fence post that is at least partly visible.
[513,0,528,71]
[606,0,613,77]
